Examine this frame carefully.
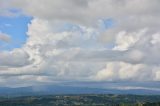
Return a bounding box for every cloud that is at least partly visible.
[5,18,158,83]
[94,62,155,81]
[0,0,160,88]
[0,48,32,67]
[0,0,21,17]
[0,32,11,42]
[113,29,146,51]
[111,86,160,91]
[8,0,160,28]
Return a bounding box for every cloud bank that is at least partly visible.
[0,0,160,88]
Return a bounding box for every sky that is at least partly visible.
[0,0,160,91]
[0,16,31,50]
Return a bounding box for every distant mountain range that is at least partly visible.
[0,85,160,97]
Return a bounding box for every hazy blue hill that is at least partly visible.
[0,85,160,97]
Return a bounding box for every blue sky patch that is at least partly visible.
[99,18,115,31]
[0,15,32,50]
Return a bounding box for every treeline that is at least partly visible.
[0,95,159,106]
[119,102,160,106]
[0,102,159,106]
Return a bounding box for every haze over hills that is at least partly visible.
[0,85,160,97]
